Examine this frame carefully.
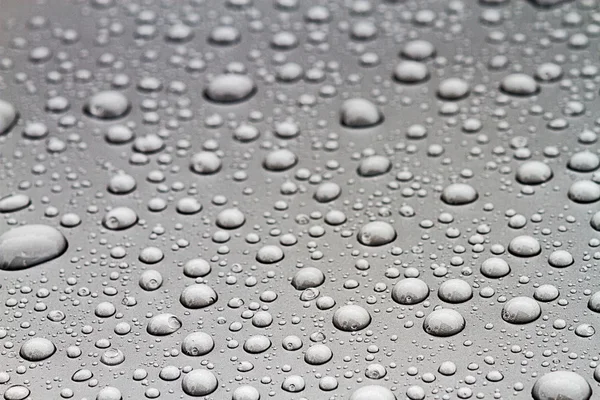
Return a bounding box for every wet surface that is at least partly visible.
[1,0,600,399]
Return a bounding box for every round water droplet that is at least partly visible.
[147,313,182,336]
[232,385,260,400]
[501,296,541,324]
[515,161,553,185]
[568,151,600,172]
[304,344,333,365]
[548,250,573,268]
[508,235,541,257]
[438,279,472,303]
[216,208,245,229]
[500,73,539,96]
[441,183,478,205]
[340,98,383,128]
[256,245,284,263]
[568,180,600,203]
[190,152,222,175]
[332,304,372,331]
[180,284,218,309]
[587,291,600,312]
[0,224,68,271]
[4,386,30,400]
[423,309,465,337]
[181,332,214,356]
[357,155,392,177]
[291,267,325,290]
[183,258,211,278]
[97,386,122,400]
[392,278,430,305]
[0,194,31,213]
[393,61,429,84]
[100,348,125,366]
[176,197,202,215]
[0,99,18,135]
[102,207,138,230]
[314,182,341,203]
[349,385,396,400]
[437,78,470,100]
[263,149,297,172]
[534,284,559,302]
[84,90,131,119]
[243,335,271,353]
[205,74,256,103]
[139,270,163,291]
[357,221,396,246]
[531,371,591,400]
[481,257,510,278]
[182,369,218,397]
[281,375,305,393]
[19,337,56,361]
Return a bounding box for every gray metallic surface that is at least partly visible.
[0,0,599,399]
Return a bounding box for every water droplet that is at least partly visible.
[423,309,465,337]
[146,314,182,336]
[84,91,131,119]
[508,235,541,257]
[392,278,430,305]
[19,337,56,361]
[501,296,541,324]
[349,385,396,400]
[181,369,218,396]
[441,183,478,205]
[205,74,256,103]
[0,99,18,135]
[531,371,591,400]
[340,98,383,128]
[516,161,553,185]
[0,194,31,213]
[0,224,68,270]
[332,304,371,332]
[357,221,396,246]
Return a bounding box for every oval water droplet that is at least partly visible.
[0,224,68,271]
[84,90,131,120]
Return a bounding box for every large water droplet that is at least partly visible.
[340,98,383,128]
[392,278,430,305]
[357,221,396,246]
[441,183,478,205]
[423,309,465,337]
[0,99,18,135]
[181,369,218,396]
[531,371,591,400]
[19,337,56,361]
[349,385,396,400]
[0,224,68,271]
[84,90,131,119]
[501,296,541,324]
[205,74,256,103]
[332,305,372,332]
